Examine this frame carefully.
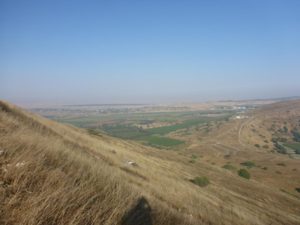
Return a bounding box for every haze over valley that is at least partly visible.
[1,1,300,224]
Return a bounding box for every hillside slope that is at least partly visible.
[179,100,300,196]
[1,101,300,225]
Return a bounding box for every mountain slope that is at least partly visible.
[1,100,300,225]
[180,100,300,196]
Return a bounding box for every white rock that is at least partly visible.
[126,160,138,167]
[16,161,25,168]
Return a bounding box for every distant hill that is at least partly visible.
[240,99,300,157]
[1,100,300,225]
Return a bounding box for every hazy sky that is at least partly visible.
[1,0,300,105]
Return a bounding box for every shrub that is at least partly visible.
[254,144,260,148]
[277,163,286,167]
[222,164,237,171]
[238,169,250,179]
[191,154,197,159]
[292,130,300,142]
[191,176,210,187]
[295,188,300,193]
[278,137,287,142]
[271,138,278,143]
[87,129,101,136]
[240,161,255,168]
[274,142,287,154]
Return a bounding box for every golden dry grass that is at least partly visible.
[1,100,300,225]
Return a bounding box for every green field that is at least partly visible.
[141,136,185,148]
[147,118,215,135]
[101,124,147,139]
[56,110,232,148]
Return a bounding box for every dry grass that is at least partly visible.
[1,100,300,225]
[0,101,188,225]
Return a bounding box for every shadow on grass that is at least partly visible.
[121,197,153,225]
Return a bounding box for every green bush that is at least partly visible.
[191,154,197,159]
[295,188,300,193]
[191,176,210,187]
[238,169,250,179]
[292,130,300,142]
[274,142,287,154]
[278,137,287,142]
[240,161,255,168]
[222,164,237,171]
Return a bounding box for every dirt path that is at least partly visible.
[238,117,255,147]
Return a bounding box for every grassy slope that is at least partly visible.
[0,101,185,225]
[174,100,300,194]
[1,101,300,225]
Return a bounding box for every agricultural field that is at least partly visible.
[31,104,237,148]
[64,112,233,148]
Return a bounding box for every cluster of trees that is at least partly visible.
[291,130,300,142]
[273,142,287,154]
